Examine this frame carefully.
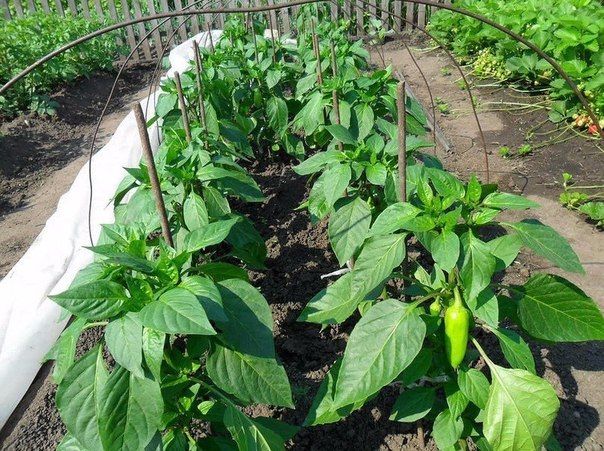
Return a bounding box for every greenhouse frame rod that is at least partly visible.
[1,0,599,139]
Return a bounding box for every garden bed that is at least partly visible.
[1,14,603,451]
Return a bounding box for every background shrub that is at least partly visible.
[428,0,604,122]
[0,13,120,116]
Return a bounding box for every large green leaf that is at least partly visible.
[304,359,366,426]
[223,405,286,451]
[483,361,559,450]
[183,191,209,231]
[138,288,216,335]
[458,367,490,409]
[491,327,535,374]
[334,300,425,407]
[56,346,107,450]
[293,150,341,176]
[430,229,460,272]
[322,164,352,211]
[487,234,522,271]
[298,272,364,324]
[50,280,128,320]
[179,275,226,322]
[369,202,421,236]
[45,317,87,384]
[432,409,463,449]
[328,197,371,266]
[267,96,288,135]
[183,218,238,253]
[206,343,293,408]
[351,234,407,295]
[99,366,163,450]
[389,387,435,423]
[505,220,583,273]
[460,230,496,302]
[482,192,540,210]
[215,278,276,358]
[515,274,604,342]
[105,314,144,378]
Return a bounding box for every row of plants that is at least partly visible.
[428,0,604,130]
[0,13,120,116]
[48,8,604,450]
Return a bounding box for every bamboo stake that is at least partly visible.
[174,71,192,142]
[206,22,214,52]
[192,41,208,131]
[310,18,323,85]
[397,81,407,202]
[133,104,174,248]
[267,11,277,64]
[250,13,260,66]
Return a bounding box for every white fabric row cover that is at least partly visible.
[0,30,224,429]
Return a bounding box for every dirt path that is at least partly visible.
[379,41,604,449]
[0,66,155,279]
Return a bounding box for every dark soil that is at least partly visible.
[0,65,156,215]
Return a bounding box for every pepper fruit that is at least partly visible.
[444,287,470,369]
[429,298,442,316]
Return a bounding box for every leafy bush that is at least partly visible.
[428,0,604,123]
[0,13,119,116]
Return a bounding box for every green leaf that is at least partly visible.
[505,220,583,273]
[155,93,178,117]
[323,164,352,208]
[99,366,163,450]
[224,405,286,451]
[458,367,490,409]
[203,185,231,218]
[326,124,357,145]
[328,197,372,266]
[334,300,426,407]
[515,274,604,342]
[266,69,282,89]
[432,409,464,449]
[56,346,107,450]
[304,359,366,426]
[487,234,522,271]
[215,278,276,358]
[356,103,374,140]
[180,275,226,322]
[197,262,249,282]
[142,327,164,380]
[389,387,435,423]
[45,317,87,384]
[369,202,421,236]
[491,327,535,374]
[445,380,469,418]
[467,288,499,327]
[267,96,288,135]
[460,231,497,302]
[139,288,216,335]
[431,229,460,272]
[397,348,432,386]
[483,360,559,451]
[183,218,238,253]
[183,192,209,231]
[207,343,293,408]
[351,234,407,295]
[50,280,128,320]
[482,192,539,210]
[105,314,144,378]
[293,150,341,176]
[298,272,363,325]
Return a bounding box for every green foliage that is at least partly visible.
[429,0,604,121]
[0,13,119,116]
[45,10,604,451]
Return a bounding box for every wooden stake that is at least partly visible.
[330,40,338,77]
[250,13,260,66]
[397,81,407,202]
[206,22,214,52]
[192,41,208,135]
[310,18,323,85]
[332,90,343,152]
[174,71,191,143]
[133,104,174,248]
[267,12,277,64]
